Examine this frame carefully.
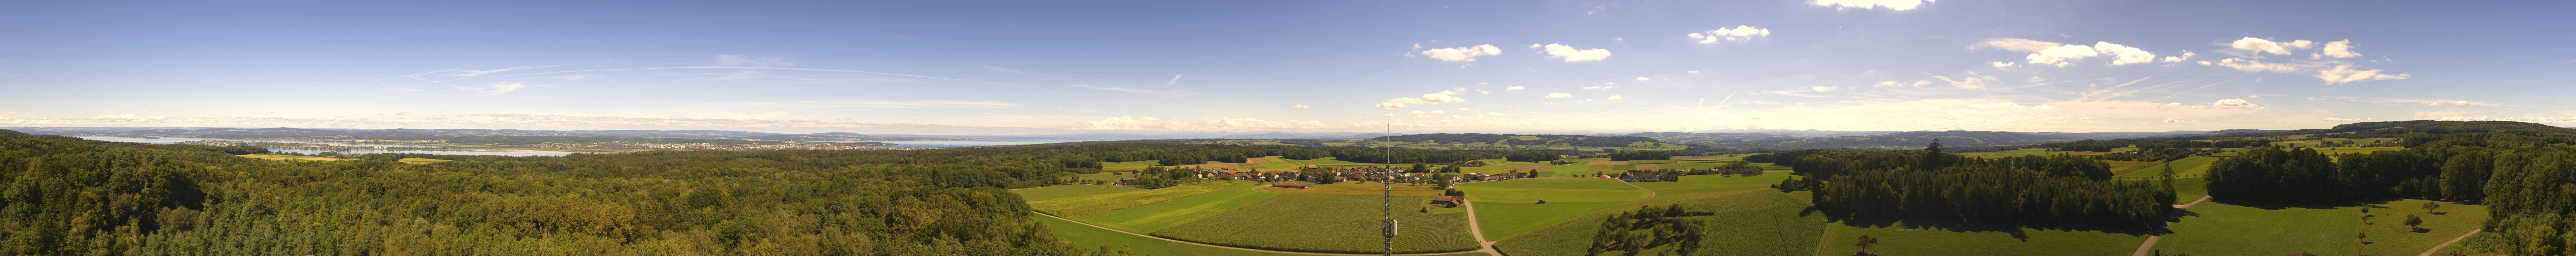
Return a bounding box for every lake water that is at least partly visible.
[72,136,578,156]
[814,138,1093,148]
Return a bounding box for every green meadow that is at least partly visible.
[1814,220,2144,256]
[1698,191,1828,256]
[2357,199,2489,256]
[1150,192,1481,254]
[1455,178,1652,240]
[1012,184,1145,202]
[2113,156,2224,180]
[1070,183,1283,233]
[2152,202,2362,256]
[1038,217,1317,256]
[1029,182,1238,216]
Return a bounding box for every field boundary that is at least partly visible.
[1037,212,1482,256]
[2419,230,2480,256]
[1064,182,1243,217]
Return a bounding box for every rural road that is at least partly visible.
[2130,196,2214,256]
[2419,230,2480,256]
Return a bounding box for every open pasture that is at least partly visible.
[1038,217,1320,256]
[1698,191,1828,256]
[1629,172,1795,194]
[1071,183,1283,233]
[2103,160,2164,176]
[1471,201,1627,240]
[396,157,451,164]
[1028,182,1239,216]
[1151,192,1481,254]
[1012,184,1144,202]
[1493,189,1778,256]
[2114,156,2223,180]
[1454,181,1648,204]
[1814,219,2145,256]
[2357,199,2489,256]
[2151,202,2361,256]
[1255,181,1444,196]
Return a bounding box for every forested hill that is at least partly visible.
[1367,133,1662,146]
[2213,120,2576,138]
[1635,130,2086,148]
[28,127,919,141]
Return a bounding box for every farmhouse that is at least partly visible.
[1430,195,1462,207]
[1271,183,1308,189]
[1464,173,1491,181]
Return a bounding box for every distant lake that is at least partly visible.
[71,136,578,156]
[814,138,1093,148]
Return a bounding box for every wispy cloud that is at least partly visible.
[1071,84,1198,96]
[454,82,532,95]
[708,100,1023,109]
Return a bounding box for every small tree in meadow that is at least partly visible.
[2421,201,2443,213]
[2404,214,2424,232]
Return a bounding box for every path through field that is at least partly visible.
[2131,196,2214,256]
[2419,230,2481,256]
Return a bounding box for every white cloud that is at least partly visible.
[1932,74,1999,90]
[1504,86,1526,91]
[1291,105,1310,109]
[2211,98,2259,108]
[1376,102,1407,110]
[1531,44,1612,62]
[1417,44,1503,62]
[708,100,1024,109]
[2313,40,2361,59]
[1379,90,1469,109]
[455,82,532,95]
[1990,62,2016,70]
[2210,58,2306,73]
[1688,26,1772,44]
[1607,95,1625,100]
[2162,50,2195,62]
[1634,76,1651,81]
[1809,85,1839,92]
[1543,93,1573,98]
[2230,38,2309,56]
[1811,0,1932,10]
[1686,70,1701,74]
[2314,64,2410,84]
[714,55,797,68]
[2092,42,2157,65]
[1583,83,1617,90]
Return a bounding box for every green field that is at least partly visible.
[236,154,342,162]
[1454,178,1652,240]
[1101,160,1161,170]
[1012,184,1145,201]
[1071,183,1284,232]
[1150,192,1481,254]
[1814,220,2144,256]
[1493,189,1781,256]
[2152,202,2362,256]
[1628,172,1795,194]
[2113,156,2224,180]
[1039,217,1319,256]
[2357,199,2490,256]
[1624,160,1676,164]
[1699,191,1829,256]
[2103,160,2164,176]
[1029,182,1238,216]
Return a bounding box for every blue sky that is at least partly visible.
[3,0,2572,134]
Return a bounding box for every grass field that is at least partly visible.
[1151,192,1481,254]
[1633,172,1796,194]
[1493,189,1784,256]
[2103,160,2164,176]
[2152,202,2362,256]
[236,154,341,162]
[1624,160,1676,164]
[1039,217,1323,256]
[1455,178,1652,240]
[1012,184,1145,202]
[1028,182,1239,216]
[1257,181,1445,196]
[1814,219,2144,256]
[2113,156,2224,180]
[2357,199,2490,256]
[1100,160,1161,170]
[1072,182,1283,233]
[1957,148,2061,158]
[396,157,451,164]
[1700,191,1828,256]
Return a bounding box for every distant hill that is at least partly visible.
[2215,120,2576,138]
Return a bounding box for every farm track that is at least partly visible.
[2131,196,2214,256]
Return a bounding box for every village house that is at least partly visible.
[1431,195,1463,207]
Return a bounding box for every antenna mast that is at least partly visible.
[1381,109,1396,256]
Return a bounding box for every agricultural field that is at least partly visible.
[1493,188,1790,256]
[1011,184,1144,202]
[1629,172,1796,194]
[2113,156,2224,180]
[2151,202,2363,256]
[2357,199,2489,256]
[395,157,451,164]
[1028,182,1239,216]
[1037,217,1319,256]
[1071,183,1283,233]
[1813,220,2144,256]
[235,154,341,162]
[1100,160,1161,170]
[2102,160,2164,176]
[1455,178,1652,240]
[1699,191,1828,256]
[1257,181,1445,196]
[1150,192,1481,254]
[1956,148,2058,158]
